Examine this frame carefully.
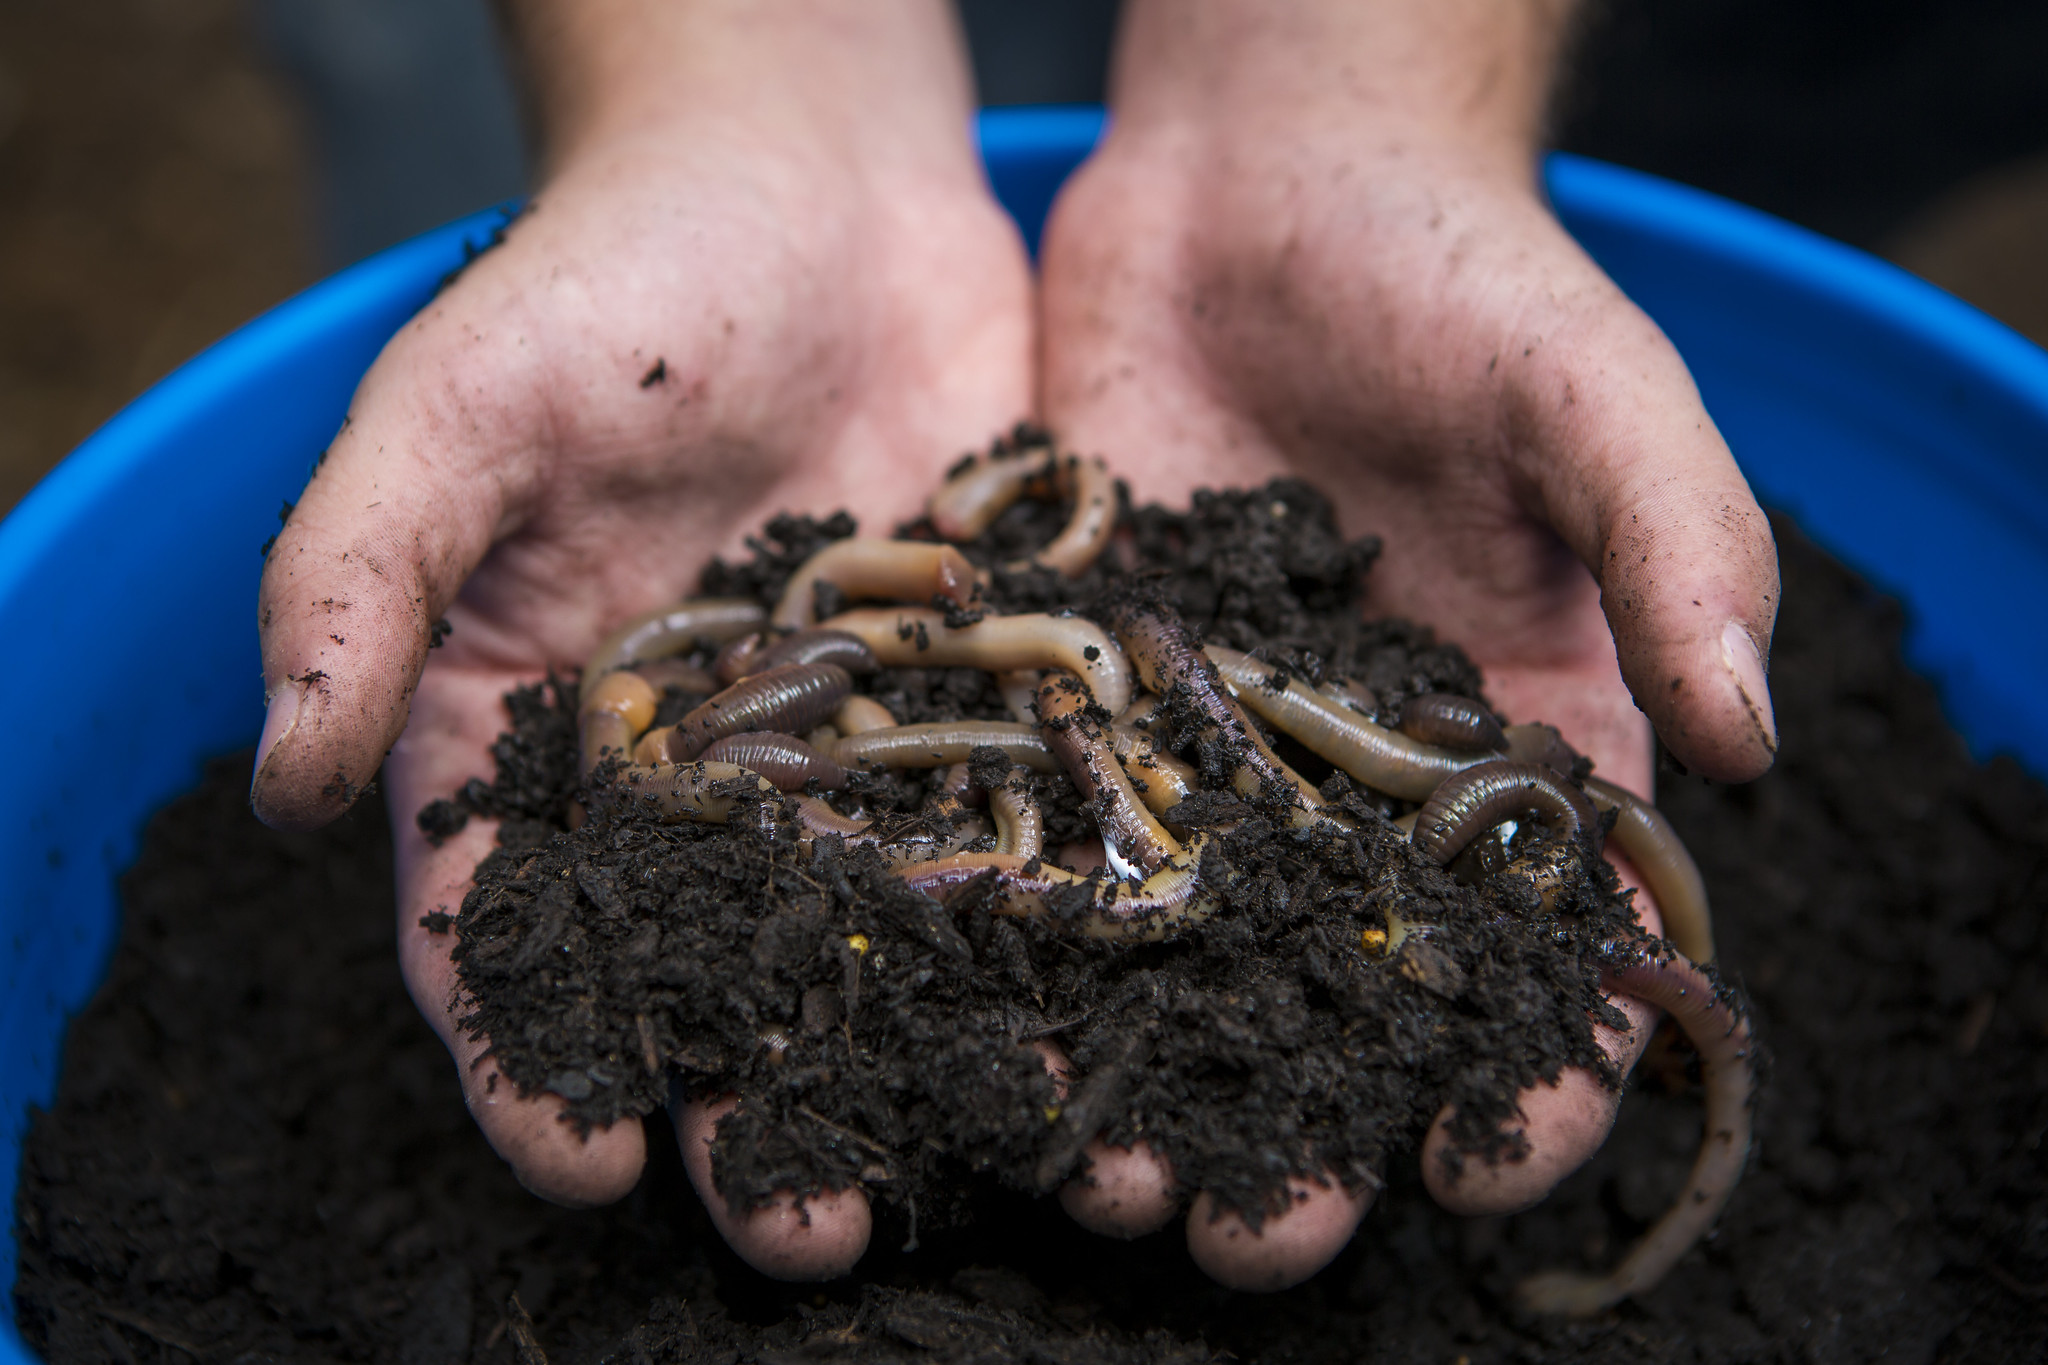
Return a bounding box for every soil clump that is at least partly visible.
[14,518,2048,1363]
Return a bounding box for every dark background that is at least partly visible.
[2,0,2042,512]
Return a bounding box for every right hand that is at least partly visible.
[250,0,1032,1281]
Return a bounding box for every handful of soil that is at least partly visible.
[425,430,1744,1309]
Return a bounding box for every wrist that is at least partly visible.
[1106,0,1579,184]
[506,0,981,190]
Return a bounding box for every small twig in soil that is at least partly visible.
[1984,1261,2048,1299]
[507,1292,551,1365]
[795,1103,896,1166]
[94,1305,204,1357]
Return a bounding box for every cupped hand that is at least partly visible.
[1032,1,1778,1290]
[252,4,1033,1281]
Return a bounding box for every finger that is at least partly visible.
[1420,848,1664,1216]
[1502,260,1781,783]
[396,798,647,1206]
[251,302,545,832]
[675,1094,873,1281]
[1034,1042,1180,1238]
[1185,1176,1371,1292]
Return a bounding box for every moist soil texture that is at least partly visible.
[15,514,2048,1363]
[432,474,1641,1230]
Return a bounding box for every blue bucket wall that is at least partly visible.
[2,107,2044,1355]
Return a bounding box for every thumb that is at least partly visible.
[252,334,528,830]
[1514,292,1780,783]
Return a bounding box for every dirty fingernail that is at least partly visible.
[1719,621,1776,754]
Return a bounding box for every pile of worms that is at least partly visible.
[512,441,1753,1315]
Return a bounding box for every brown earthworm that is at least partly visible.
[1108,724,1196,818]
[988,773,1044,858]
[1503,722,1581,774]
[1205,646,1475,802]
[579,670,658,776]
[633,657,718,694]
[1396,693,1507,753]
[698,732,848,792]
[1516,947,1753,1315]
[928,443,1055,540]
[1410,761,1599,868]
[773,539,979,629]
[896,833,1219,941]
[829,722,1059,774]
[648,662,854,765]
[743,628,878,679]
[936,762,974,799]
[1585,776,1716,963]
[832,694,898,736]
[821,608,1132,715]
[792,795,871,840]
[1108,600,1301,804]
[581,598,767,690]
[1037,671,1185,875]
[1221,695,1343,826]
[711,632,767,686]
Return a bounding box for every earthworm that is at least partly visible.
[646,663,855,765]
[615,760,779,825]
[1396,693,1507,753]
[1315,678,1380,720]
[1025,454,1118,577]
[1115,693,1163,731]
[711,632,767,685]
[1410,761,1599,868]
[792,795,871,840]
[936,762,974,799]
[1038,671,1184,875]
[1108,724,1196,818]
[1204,646,1474,802]
[928,443,1055,540]
[581,597,767,690]
[1107,599,1307,817]
[1516,946,1753,1315]
[829,722,1059,774]
[821,608,1132,715]
[773,539,978,629]
[996,670,1043,724]
[833,694,898,736]
[633,657,718,694]
[1221,695,1342,825]
[698,731,848,792]
[745,628,878,679]
[1503,722,1581,774]
[579,669,658,776]
[896,834,1219,941]
[1585,776,1716,963]
[988,774,1044,858]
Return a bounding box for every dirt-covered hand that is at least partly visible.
[1035,0,1776,1288]
[250,0,1031,1280]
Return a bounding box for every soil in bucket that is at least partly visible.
[14,509,2048,1363]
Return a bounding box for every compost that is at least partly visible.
[15,513,2048,1363]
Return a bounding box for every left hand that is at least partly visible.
[1034,0,1779,1290]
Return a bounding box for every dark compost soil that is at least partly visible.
[425,476,1641,1230]
[15,515,2048,1364]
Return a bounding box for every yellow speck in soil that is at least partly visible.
[847,934,870,955]
[1360,927,1388,955]
[1043,1105,1062,1124]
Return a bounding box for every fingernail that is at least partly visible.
[1719,621,1777,755]
[255,683,303,776]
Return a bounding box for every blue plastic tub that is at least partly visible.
[3,108,2045,1356]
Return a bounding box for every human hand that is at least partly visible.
[251,0,1031,1281]
[1035,0,1777,1288]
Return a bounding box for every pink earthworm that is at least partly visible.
[896,833,1219,941]
[820,608,1132,715]
[697,732,848,792]
[1516,946,1753,1315]
[581,597,766,692]
[642,663,854,765]
[1037,671,1184,875]
[1396,693,1507,753]
[828,722,1059,774]
[773,539,979,629]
